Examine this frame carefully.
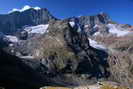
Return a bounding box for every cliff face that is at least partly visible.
[0,20,110,88]
[67,13,111,36]
[68,13,110,25]
[0,8,133,89]
[0,8,56,34]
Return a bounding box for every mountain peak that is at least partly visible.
[8,5,41,13]
[0,6,57,34]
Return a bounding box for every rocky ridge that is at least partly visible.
[0,7,56,34]
[0,7,133,89]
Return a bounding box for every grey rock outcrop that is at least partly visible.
[67,13,111,36]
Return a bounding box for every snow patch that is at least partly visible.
[89,38,106,50]
[34,7,41,10]
[107,24,130,37]
[5,35,18,43]
[10,8,20,12]
[84,25,89,28]
[69,21,75,27]
[69,21,82,32]
[19,56,34,59]
[20,5,31,12]
[93,24,99,29]
[24,24,49,34]
[93,32,100,36]
[9,5,41,13]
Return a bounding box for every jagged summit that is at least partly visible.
[8,5,41,13]
[0,6,57,34]
[68,12,111,26]
[0,6,133,89]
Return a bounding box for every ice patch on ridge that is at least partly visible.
[24,24,49,34]
[107,24,130,37]
[69,21,82,32]
[5,35,18,43]
[34,7,41,10]
[69,21,75,27]
[89,38,107,50]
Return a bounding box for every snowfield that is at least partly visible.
[0,24,49,43]
[107,24,130,37]
[9,5,41,13]
[24,24,49,34]
[89,38,107,50]
[5,35,18,43]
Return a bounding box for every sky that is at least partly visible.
[0,0,133,25]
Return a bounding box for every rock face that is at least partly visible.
[67,13,110,36]
[0,8,56,34]
[67,13,133,37]
[0,8,133,89]
[0,20,110,88]
[68,13,110,26]
[0,48,46,89]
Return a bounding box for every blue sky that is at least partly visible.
[0,0,133,25]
